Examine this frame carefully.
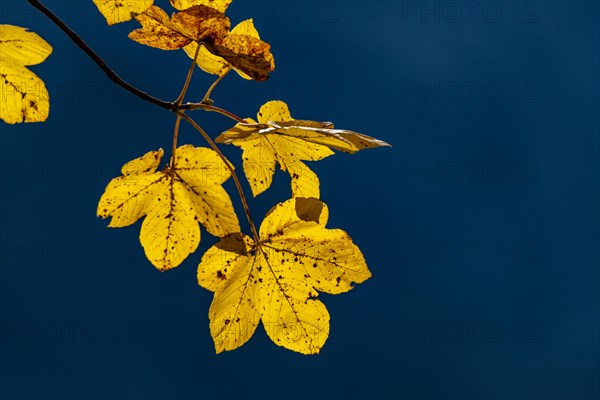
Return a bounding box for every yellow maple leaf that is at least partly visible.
[93,0,155,25]
[216,100,391,198]
[0,25,52,124]
[183,19,274,81]
[198,197,371,354]
[98,145,240,271]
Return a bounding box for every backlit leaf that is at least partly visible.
[171,5,230,43]
[98,146,240,271]
[128,3,273,81]
[183,19,272,80]
[93,0,154,25]
[216,101,391,197]
[128,5,191,50]
[0,25,52,124]
[129,5,230,50]
[170,0,232,13]
[198,197,371,354]
[210,32,274,82]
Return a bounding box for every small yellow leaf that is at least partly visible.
[170,0,232,13]
[216,101,390,197]
[93,0,154,25]
[198,197,371,354]
[183,41,230,76]
[0,25,52,124]
[98,146,240,271]
[230,18,260,37]
[128,5,191,50]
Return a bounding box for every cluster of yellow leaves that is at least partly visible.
[0,25,52,124]
[89,1,389,355]
[96,143,377,355]
[199,197,371,354]
[217,101,391,198]
[93,0,274,81]
[97,145,239,271]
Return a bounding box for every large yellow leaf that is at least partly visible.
[216,101,391,198]
[183,19,266,80]
[198,197,371,354]
[0,25,52,124]
[98,146,240,271]
[93,0,154,25]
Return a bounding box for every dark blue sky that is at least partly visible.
[1,1,599,399]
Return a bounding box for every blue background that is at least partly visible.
[1,1,598,399]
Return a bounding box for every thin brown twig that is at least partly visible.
[174,44,201,107]
[26,0,248,125]
[202,66,232,104]
[170,116,182,167]
[171,46,201,165]
[177,111,260,242]
[25,0,174,111]
[181,103,246,123]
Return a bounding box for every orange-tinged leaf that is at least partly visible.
[183,19,270,80]
[98,146,240,271]
[0,25,52,124]
[93,0,154,25]
[216,101,390,197]
[129,5,230,50]
[211,33,274,82]
[128,5,191,50]
[170,0,232,13]
[198,198,371,354]
[171,5,230,43]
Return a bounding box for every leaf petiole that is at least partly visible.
[177,111,260,243]
[202,66,232,105]
[174,44,201,107]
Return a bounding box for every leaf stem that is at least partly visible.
[171,116,182,167]
[172,45,200,165]
[177,111,260,242]
[180,103,246,123]
[202,66,232,104]
[174,44,201,107]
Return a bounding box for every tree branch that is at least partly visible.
[26,0,251,126]
[26,0,175,111]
